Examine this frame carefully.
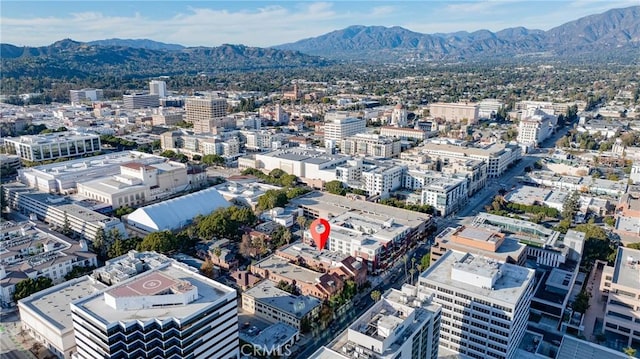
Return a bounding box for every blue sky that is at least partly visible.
[1,1,637,47]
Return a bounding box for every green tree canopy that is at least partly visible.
[13,277,53,301]
[325,180,346,196]
[138,231,179,253]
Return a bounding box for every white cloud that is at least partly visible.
[1,1,635,47]
[0,2,358,47]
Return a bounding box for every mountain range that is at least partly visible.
[1,6,639,80]
[275,6,640,60]
[0,40,329,79]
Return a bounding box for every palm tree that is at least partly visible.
[403,255,409,281]
[409,267,416,285]
[296,215,306,230]
[370,290,382,302]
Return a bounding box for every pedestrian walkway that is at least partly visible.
[583,262,606,341]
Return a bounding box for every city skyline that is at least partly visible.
[1,0,638,48]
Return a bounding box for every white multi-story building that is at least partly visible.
[517,108,557,148]
[149,80,167,98]
[599,247,640,348]
[418,250,535,359]
[249,148,348,184]
[478,99,504,119]
[311,285,441,359]
[123,93,159,109]
[429,102,480,124]
[17,251,173,359]
[69,89,103,105]
[340,133,401,159]
[3,184,126,242]
[380,126,428,141]
[323,116,366,141]
[4,132,101,162]
[361,164,406,198]
[71,262,239,359]
[18,151,170,194]
[0,221,97,306]
[76,161,189,209]
[421,177,468,216]
[420,142,521,178]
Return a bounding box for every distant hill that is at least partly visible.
[0,40,331,79]
[274,6,640,61]
[87,38,185,51]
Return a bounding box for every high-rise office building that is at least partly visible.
[418,250,535,359]
[123,94,160,109]
[149,80,167,98]
[71,262,239,359]
[185,97,228,134]
[310,285,441,359]
[600,246,640,348]
[70,89,103,104]
[323,116,366,141]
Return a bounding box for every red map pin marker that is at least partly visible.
[310,218,330,251]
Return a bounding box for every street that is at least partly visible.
[294,126,572,358]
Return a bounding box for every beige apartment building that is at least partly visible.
[429,102,480,124]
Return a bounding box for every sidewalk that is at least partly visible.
[583,262,606,341]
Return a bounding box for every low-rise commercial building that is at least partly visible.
[241,280,321,330]
[76,161,189,209]
[3,184,126,242]
[431,225,527,266]
[18,150,169,194]
[70,89,103,105]
[379,126,428,141]
[4,132,101,162]
[340,133,401,159]
[251,255,344,301]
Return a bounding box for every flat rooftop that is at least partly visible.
[6,131,98,145]
[278,241,350,264]
[107,271,193,297]
[244,280,320,319]
[20,151,166,177]
[290,192,430,229]
[308,347,349,359]
[556,335,628,359]
[505,185,551,205]
[612,247,640,289]
[420,250,535,306]
[240,322,298,352]
[253,256,322,286]
[19,276,107,333]
[73,262,235,324]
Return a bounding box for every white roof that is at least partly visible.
[126,188,230,232]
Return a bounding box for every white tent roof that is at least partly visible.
[127,187,230,232]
